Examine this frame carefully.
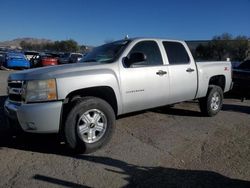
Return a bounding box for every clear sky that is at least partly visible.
[0,0,249,46]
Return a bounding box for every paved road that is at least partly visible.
[0,70,250,187]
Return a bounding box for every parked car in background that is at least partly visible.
[3,52,30,69]
[41,56,58,67]
[24,51,39,61]
[232,60,250,98]
[59,53,83,64]
[30,53,59,67]
[0,52,6,67]
[231,61,242,69]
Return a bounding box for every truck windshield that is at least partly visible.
[80,40,131,63]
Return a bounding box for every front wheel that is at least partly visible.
[199,85,223,117]
[64,97,115,154]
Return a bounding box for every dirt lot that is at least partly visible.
[0,70,250,188]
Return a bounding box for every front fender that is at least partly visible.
[56,69,122,114]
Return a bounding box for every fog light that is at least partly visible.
[26,122,37,130]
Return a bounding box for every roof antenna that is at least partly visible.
[125,35,129,39]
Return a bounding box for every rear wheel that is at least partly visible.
[199,85,223,117]
[64,97,115,154]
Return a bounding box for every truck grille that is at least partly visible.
[8,80,25,103]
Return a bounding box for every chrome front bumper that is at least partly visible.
[4,99,63,133]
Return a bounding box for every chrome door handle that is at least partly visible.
[186,68,195,72]
[156,70,167,76]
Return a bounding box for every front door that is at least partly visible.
[120,40,170,114]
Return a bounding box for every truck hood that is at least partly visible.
[8,62,113,81]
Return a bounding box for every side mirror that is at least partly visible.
[124,52,147,67]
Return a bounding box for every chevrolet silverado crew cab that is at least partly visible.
[4,38,232,153]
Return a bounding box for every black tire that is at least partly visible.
[199,85,223,117]
[64,97,115,154]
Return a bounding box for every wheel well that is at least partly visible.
[65,86,118,114]
[208,75,225,91]
[59,86,118,134]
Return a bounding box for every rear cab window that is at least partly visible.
[163,41,190,65]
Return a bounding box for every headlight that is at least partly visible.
[25,79,57,102]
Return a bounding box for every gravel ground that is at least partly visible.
[0,70,250,188]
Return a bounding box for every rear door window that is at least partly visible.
[163,41,190,64]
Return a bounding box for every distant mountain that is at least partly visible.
[0,38,53,48]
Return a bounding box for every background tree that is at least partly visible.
[20,39,81,52]
[195,44,214,60]
[194,33,249,61]
[230,36,249,61]
[210,33,233,60]
[20,40,32,50]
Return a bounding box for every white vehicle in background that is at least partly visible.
[59,53,83,64]
[4,38,232,153]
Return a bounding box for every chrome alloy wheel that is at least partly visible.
[77,109,107,143]
[210,92,220,111]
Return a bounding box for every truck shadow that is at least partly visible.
[222,104,250,115]
[32,156,250,188]
[33,174,90,188]
[152,105,202,117]
[0,132,67,153]
[118,103,203,119]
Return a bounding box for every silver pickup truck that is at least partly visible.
[4,38,232,153]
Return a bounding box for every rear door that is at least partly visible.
[162,41,197,103]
